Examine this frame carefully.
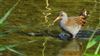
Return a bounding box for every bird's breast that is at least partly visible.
[59,19,81,35]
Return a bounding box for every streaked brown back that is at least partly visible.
[65,16,86,26]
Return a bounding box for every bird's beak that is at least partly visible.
[54,16,61,22]
[52,16,61,25]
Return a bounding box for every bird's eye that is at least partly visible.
[60,14,63,16]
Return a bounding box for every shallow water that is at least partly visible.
[0,0,100,56]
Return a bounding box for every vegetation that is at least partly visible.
[0,0,100,56]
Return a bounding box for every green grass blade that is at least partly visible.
[86,36,100,49]
[95,42,100,55]
[0,40,37,52]
[0,0,21,24]
[86,39,97,49]
[6,46,25,56]
[0,45,7,51]
[84,53,100,56]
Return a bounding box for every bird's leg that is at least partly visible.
[73,35,76,38]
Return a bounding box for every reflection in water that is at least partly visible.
[0,0,100,56]
[57,39,82,56]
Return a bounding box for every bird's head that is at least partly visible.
[57,11,68,20]
[52,11,68,25]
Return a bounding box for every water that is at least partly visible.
[0,0,100,56]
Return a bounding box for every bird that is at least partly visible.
[52,9,89,40]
